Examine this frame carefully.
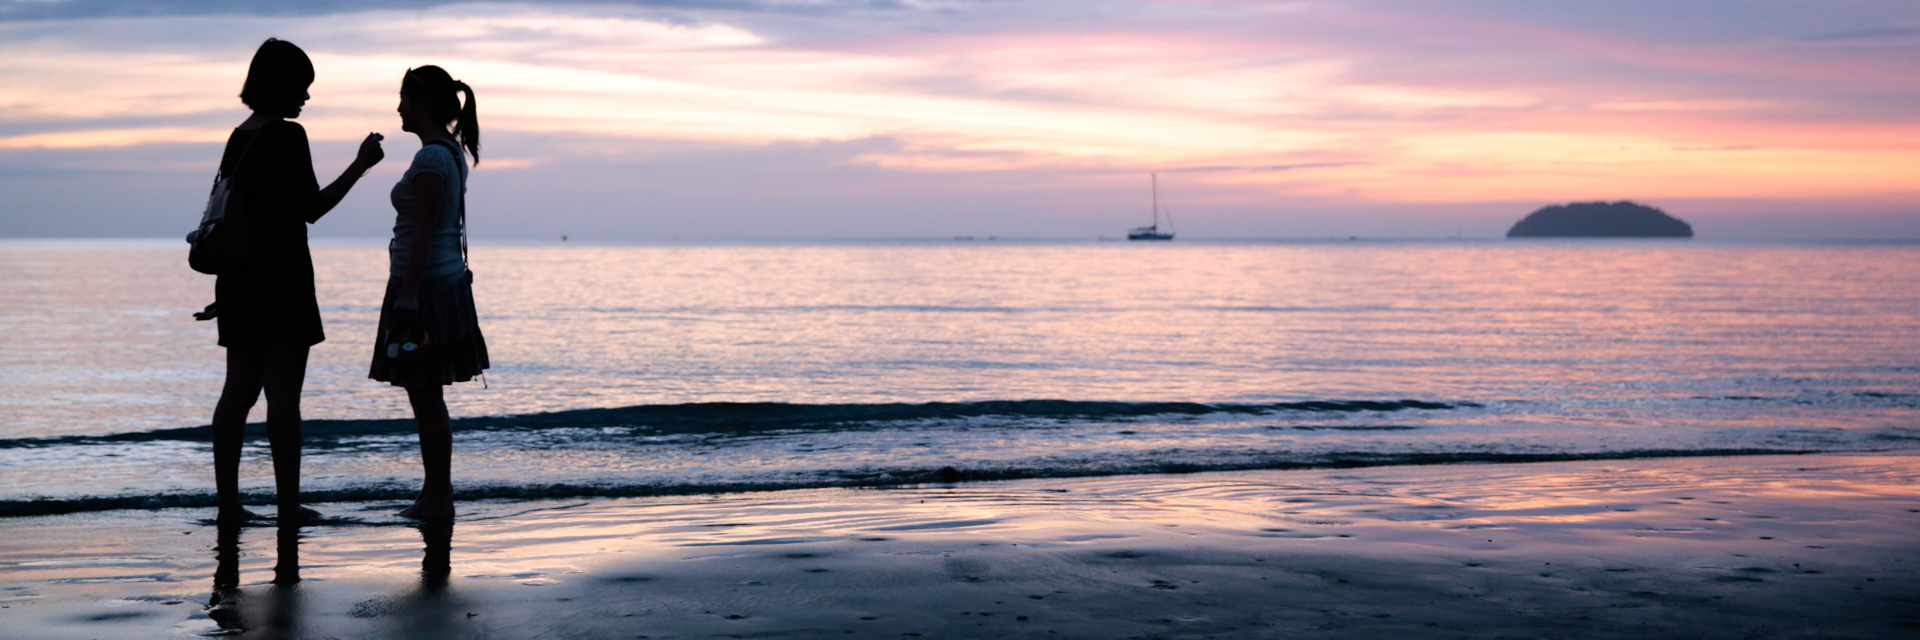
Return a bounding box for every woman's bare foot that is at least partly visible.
[274,505,323,525]
[398,495,455,520]
[216,506,262,523]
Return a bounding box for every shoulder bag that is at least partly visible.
[187,126,262,275]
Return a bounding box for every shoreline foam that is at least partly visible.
[0,447,1827,519]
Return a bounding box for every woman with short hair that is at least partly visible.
[371,64,489,519]
[209,38,384,523]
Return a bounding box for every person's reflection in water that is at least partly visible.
[206,521,244,632]
[274,522,302,585]
[262,523,306,636]
[392,520,466,638]
[419,520,453,589]
[204,521,307,637]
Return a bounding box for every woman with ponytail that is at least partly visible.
[374,65,488,519]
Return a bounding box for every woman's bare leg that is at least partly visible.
[398,383,454,519]
[212,348,266,521]
[260,345,311,522]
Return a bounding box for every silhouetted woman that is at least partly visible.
[372,65,489,519]
[210,38,383,523]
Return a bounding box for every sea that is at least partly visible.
[2,239,1917,517]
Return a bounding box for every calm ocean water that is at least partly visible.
[2,239,1917,515]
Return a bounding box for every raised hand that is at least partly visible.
[355,132,385,170]
[314,133,387,221]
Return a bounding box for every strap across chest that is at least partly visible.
[423,139,468,265]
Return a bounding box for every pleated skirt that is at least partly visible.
[368,270,489,387]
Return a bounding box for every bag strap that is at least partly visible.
[423,138,486,390]
[426,138,469,267]
[215,122,264,190]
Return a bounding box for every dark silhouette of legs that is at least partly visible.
[399,383,454,519]
[261,345,310,521]
[211,345,310,522]
[212,350,263,520]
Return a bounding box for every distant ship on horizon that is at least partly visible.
[1127,172,1175,241]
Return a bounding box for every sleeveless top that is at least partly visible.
[388,140,467,280]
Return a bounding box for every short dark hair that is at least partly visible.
[239,38,314,111]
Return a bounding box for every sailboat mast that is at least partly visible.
[1151,172,1160,229]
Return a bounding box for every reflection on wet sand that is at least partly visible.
[204,520,454,637]
[206,522,305,636]
[421,520,452,589]
[2,455,1912,638]
[386,520,464,639]
[205,522,242,632]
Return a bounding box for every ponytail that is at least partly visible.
[403,65,480,165]
[454,80,479,165]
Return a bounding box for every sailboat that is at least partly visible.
[1127,172,1175,241]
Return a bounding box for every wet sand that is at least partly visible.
[3,453,1917,639]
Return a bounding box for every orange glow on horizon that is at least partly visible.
[0,3,1913,210]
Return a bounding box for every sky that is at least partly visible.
[0,0,1916,239]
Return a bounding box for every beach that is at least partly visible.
[4,453,1916,639]
[6,0,1920,635]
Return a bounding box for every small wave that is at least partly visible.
[1689,392,1919,408]
[0,447,1803,519]
[0,399,1477,449]
[1266,425,1421,431]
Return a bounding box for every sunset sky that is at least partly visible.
[1,0,1916,239]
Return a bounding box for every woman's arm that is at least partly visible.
[309,133,385,223]
[393,170,445,323]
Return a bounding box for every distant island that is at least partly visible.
[1506,201,1693,238]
